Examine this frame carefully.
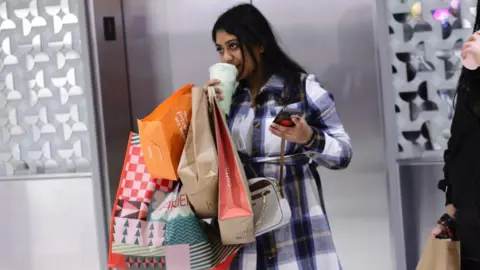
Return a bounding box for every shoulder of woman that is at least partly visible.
[303,73,322,85]
[303,74,330,99]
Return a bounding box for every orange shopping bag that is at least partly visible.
[209,87,255,245]
[138,84,193,180]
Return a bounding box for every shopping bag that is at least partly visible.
[117,184,241,270]
[416,235,460,270]
[178,87,218,218]
[209,87,255,245]
[138,84,193,181]
[108,132,175,269]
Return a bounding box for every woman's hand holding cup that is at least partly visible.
[203,79,224,101]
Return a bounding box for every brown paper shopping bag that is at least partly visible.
[416,235,460,270]
[209,87,255,245]
[138,84,193,181]
[178,87,219,218]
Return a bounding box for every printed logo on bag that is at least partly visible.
[175,111,189,140]
[235,227,254,240]
[149,192,191,222]
[162,194,189,211]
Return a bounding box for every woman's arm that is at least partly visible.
[304,75,352,169]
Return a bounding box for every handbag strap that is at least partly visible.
[279,135,286,198]
[278,73,308,198]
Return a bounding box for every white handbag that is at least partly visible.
[249,136,292,236]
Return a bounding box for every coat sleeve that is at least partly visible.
[303,74,353,169]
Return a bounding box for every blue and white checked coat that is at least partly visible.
[227,73,352,270]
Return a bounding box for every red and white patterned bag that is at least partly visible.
[108,132,175,269]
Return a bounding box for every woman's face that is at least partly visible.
[215,30,262,80]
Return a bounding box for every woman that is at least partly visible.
[432,4,480,268]
[205,4,352,270]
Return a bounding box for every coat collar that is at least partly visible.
[236,74,286,95]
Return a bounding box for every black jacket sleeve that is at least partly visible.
[439,89,472,206]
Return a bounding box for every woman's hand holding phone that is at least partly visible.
[269,115,313,144]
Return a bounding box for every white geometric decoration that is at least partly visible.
[0,0,91,176]
[388,0,477,159]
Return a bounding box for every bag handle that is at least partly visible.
[206,86,216,104]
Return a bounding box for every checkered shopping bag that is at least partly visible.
[108,132,175,269]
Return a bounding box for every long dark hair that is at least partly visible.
[212,3,306,82]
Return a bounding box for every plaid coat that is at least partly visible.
[226,73,352,270]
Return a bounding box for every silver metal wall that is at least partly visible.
[398,163,445,269]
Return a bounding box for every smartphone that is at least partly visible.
[273,107,302,127]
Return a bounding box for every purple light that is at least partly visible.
[433,9,450,21]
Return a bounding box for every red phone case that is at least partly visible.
[273,112,295,127]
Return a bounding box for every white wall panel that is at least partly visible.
[0,177,102,270]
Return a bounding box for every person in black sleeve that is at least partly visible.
[432,3,480,268]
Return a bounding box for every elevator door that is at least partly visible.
[122,0,248,127]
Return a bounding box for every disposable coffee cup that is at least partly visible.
[209,63,238,114]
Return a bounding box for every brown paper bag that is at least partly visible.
[178,87,219,218]
[416,235,460,270]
